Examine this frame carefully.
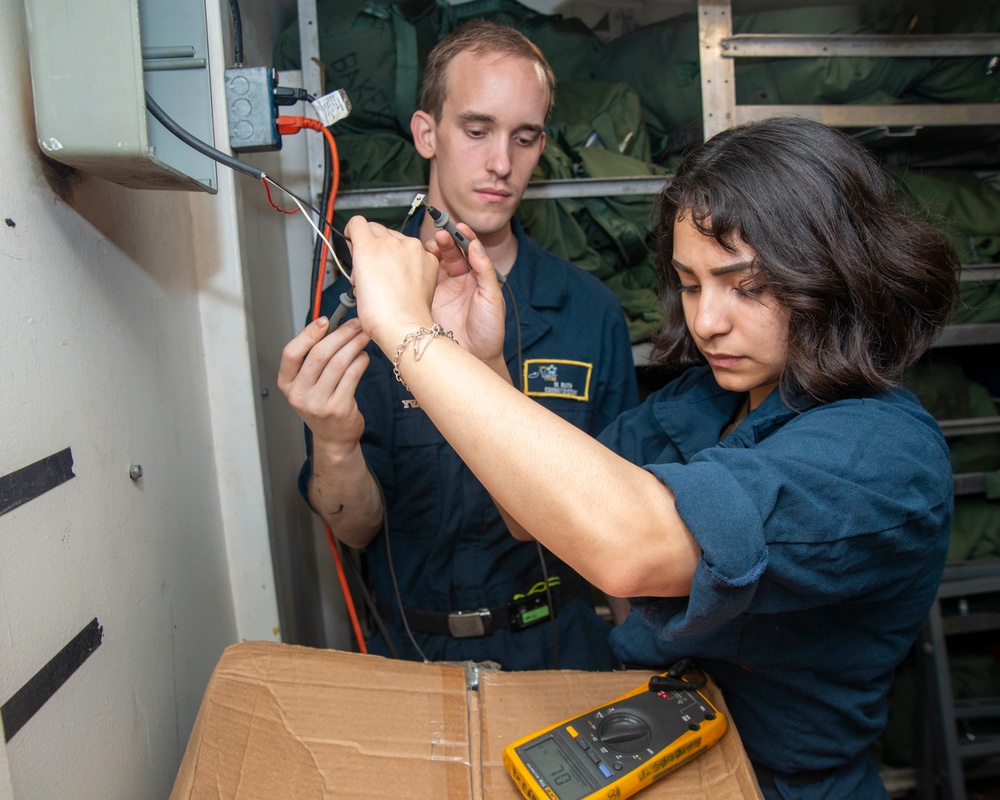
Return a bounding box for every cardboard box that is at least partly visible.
[170,641,763,799]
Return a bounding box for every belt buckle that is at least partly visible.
[448,609,493,638]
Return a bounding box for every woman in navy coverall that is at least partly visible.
[329,117,960,798]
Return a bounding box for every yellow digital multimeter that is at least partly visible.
[503,673,727,800]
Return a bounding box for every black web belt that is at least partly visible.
[373,574,586,639]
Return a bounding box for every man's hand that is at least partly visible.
[278,315,386,548]
[277,316,371,451]
[426,223,506,364]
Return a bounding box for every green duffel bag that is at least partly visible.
[547,79,652,162]
[892,168,1000,324]
[515,78,666,342]
[893,168,1000,265]
[518,140,667,343]
[955,281,1000,325]
[330,131,428,230]
[903,357,1000,475]
[517,144,604,276]
[904,0,1000,104]
[592,4,933,153]
[949,492,1000,562]
[571,148,661,276]
[273,0,455,137]
[451,0,601,84]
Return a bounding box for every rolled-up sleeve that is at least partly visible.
[634,396,952,640]
[645,460,769,637]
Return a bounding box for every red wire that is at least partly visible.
[262,178,298,214]
[277,116,365,653]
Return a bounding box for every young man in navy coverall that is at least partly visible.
[278,21,638,668]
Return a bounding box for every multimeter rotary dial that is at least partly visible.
[597,713,652,753]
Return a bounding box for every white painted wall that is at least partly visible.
[0,0,289,796]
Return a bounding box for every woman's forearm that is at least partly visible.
[388,329,699,598]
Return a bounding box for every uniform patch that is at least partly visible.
[523,359,592,401]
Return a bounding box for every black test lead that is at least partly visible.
[411,194,506,285]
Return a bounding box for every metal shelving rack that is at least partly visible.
[695,0,1000,138]
[918,561,1000,800]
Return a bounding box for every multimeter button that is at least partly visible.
[597,713,652,753]
[587,750,601,763]
[575,738,590,751]
[689,723,701,731]
[613,762,624,772]
[598,764,613,779]
[705,711,717,720]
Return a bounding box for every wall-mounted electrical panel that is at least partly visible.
[23,0,218,193]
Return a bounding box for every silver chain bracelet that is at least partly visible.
[392,324,456,391]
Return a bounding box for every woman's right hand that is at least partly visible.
[345,216,440,358]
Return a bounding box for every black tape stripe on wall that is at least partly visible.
[0,447,75,517]
[2,618,103,742]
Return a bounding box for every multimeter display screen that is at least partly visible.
[522,737,593,800]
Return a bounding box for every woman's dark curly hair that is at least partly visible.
[651,117,960,406]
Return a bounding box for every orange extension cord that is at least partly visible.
[276,115,367,653]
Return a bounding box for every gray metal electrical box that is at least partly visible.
[23,0,218,193]
[225,66,281,153]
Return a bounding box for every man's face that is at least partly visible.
[412,50,548,246]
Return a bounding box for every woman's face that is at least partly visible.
[672,214,789,409]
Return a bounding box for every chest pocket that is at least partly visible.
[389,407,446,538]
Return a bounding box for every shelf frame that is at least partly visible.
[697,0,1000,139]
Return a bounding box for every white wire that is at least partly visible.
[263,176,351,282]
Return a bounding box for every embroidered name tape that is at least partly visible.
[523,359,592,401]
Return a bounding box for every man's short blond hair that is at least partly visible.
[419,19,556,121]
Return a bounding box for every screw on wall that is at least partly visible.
[129,464,144,480]
[4,218,14,227]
